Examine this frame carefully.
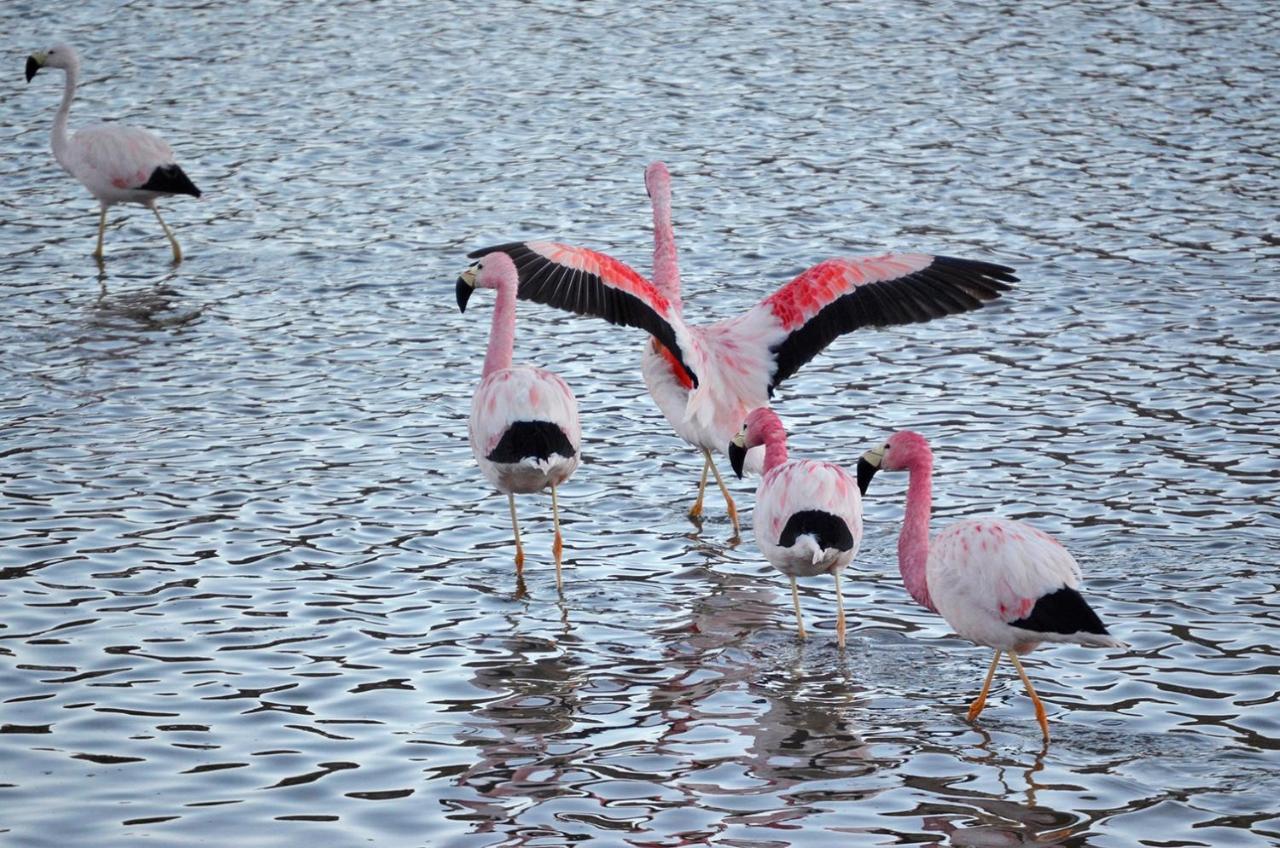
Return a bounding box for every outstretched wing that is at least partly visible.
[729,253,1016,395]
[469,241,701,387]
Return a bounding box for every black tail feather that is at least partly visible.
[778,510,854,552]
[1010,587,1110,636]
[487,420,575,465]
[140,164,201,198]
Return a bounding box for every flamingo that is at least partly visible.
[856,430,1125,741]
[639,161,759,533]
[727,407,863,647]
[457,252,582,591]
[25,43,201,263]
[469,170,1016,535]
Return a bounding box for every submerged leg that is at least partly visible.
[790,575,806,640]
[1008,652,1051,742]
[152,205,183,263]
[688,450,711,519]
[551,483,564,593]
[967,650,1002,722]
[833,569,846,649]
[507,493,524,575]
[706,453,740,536]
[94,206,108,260]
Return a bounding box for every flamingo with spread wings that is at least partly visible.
[469,168,1016,534]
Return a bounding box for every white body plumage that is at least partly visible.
[754,460,863,578]
[469,365,581,496]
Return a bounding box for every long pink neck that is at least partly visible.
[758,416,789,473]
[898,453,936,612]
[482,273,517,378]
[651,192,682,313]
[51,62,79,171]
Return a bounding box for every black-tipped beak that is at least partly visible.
[856,456,879,496]
[25,56,40,83]
[456,277,473,312]
[728,439,747,479]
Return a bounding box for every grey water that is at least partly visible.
[1,1,1277,845]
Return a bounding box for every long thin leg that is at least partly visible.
[1008,652,1051,742]
[833,569,846,649]
[967,650,1002,722]
[790,575,806,640]
[550,483,564,593]
[688,450,711,519]
[152,205,183,264]
[94,206,108,260]
[507,493,524,575]
[706,454,740,536]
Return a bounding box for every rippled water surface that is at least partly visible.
[2,1,1278,845]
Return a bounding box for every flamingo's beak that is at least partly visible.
[25,54,44,83]
[728,430,748,479]
[456,266,477,312]
[856,445,884,496]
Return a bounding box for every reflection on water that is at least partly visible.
[2,0,1279,845]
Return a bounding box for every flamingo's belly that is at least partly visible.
[640,341,764,472]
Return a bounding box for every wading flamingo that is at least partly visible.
[26,44,201,263]
[856,431,1124,742]
[469,173,1015,536]
[457,252,581,591]
[728,407,862,647]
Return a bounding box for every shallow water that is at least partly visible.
[2,1,1278,845]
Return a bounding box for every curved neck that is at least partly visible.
[51,64,78,168]
[758,418,789,473]
[650,192,681,313]
[898,455,936,612]
[482,275,517,378]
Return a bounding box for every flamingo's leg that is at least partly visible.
[152,205,182,263]
[706,453,740,536]
[967,650,1002,722]
[790,575,806,640]
[551,483,564,593]
[94,206,108,260]
[508,493,524,574]
[1008,652,1051,742]
[688,450,711,519]
[833,569,846,649]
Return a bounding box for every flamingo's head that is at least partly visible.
[857,430,932,494]
[26,43,77,83]
[456,251,519,312]
[729,407,784,478]
[644,161,670,201]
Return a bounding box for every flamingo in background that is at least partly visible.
[26,44,201,263]
[728,407,863,647]
[640,162,759,533]
[457,252,582,591]
[857,431,1125,741]
[470,166,1016,536]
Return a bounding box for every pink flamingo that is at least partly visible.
[856,431,1125,741]
[457,252,581,591]
[26,44,201,263]
[728,407,863,647]
[470,169,1015,535]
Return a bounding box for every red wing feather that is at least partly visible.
[468,241,699,387]
[754,253,1017,392]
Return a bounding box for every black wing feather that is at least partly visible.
[768,256,1015,392]
[470,242,699,387]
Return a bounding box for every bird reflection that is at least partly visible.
[89,271,201,329]
[450,614,585,836]
[919,733,1082,844]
